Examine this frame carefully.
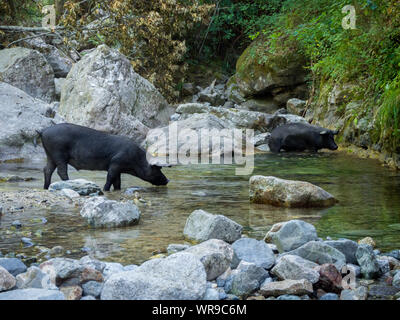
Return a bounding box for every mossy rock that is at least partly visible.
[235,37,308,97]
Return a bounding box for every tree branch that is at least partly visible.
[0,26,64,32]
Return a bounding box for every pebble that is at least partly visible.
[11,221,22,229]
[21,238,34,247]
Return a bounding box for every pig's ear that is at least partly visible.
[320,130,329,135]
[332,130,339,135]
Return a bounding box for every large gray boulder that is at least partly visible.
[15,266,56,290]
[0,258,27,277]
[0,82,60,161]
[23,37,73,78]
[144,113,248,158]
[229,261,270,296]
[183,210,242,244]
[174,103,308,132]
[184,239,234,281]
[0,288,65,300]
[355,244,381,279]
[282,241,347,271]
[264,220,318,253]
[0,266,16,292]
[271,255,320,284]
[39,258,83,286]
[59,44,173,142]
[175,103,268,129]
[0,47,55,102]
[101,252,207,300]
[80,196,140,228]
[324,239,359,264]
[249,176,337,208]
[232,237,275,269]
[234,38,307,98]
[286,98,306,116]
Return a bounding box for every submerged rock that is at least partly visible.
[183,210,242,244]
[250,176,337,208]
[264,220,318,253]
[49,179,102,196]
[101,252,207,300]
[80,196,140,228]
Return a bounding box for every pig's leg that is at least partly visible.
[56,162,69,181]
[43,158,56,189]
[113,174,121,191]
[104,165,120,191]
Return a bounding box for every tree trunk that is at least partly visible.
[6,0,16,19]
[55,0,66,23]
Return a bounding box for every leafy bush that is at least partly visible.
[59,0,213,101]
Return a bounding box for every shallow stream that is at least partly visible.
[0,151,399,265]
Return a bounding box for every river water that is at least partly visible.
[0,151,399,265]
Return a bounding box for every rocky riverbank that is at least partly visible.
[1,206,399,300]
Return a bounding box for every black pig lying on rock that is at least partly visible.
[39,123,169,191]
[269,123,339,153]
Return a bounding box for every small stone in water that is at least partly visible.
[124,187,143,196]
[12,221,22,229]
[191,191,207,197]
[21,237,34,247]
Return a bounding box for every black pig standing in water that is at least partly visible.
[269,123,339,153]
[39,123,169,191]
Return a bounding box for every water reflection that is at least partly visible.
[0,151,399,264]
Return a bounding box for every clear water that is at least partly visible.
[0,151,399,265]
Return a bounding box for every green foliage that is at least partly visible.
[190,0,283,70]
[375,76,400,153]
